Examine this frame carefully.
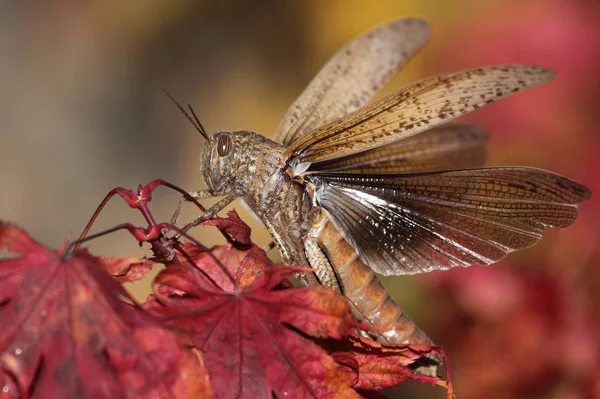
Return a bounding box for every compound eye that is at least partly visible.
[216,134,232,156]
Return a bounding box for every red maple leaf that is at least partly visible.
[0,222,211,398]
[145,211,452,398]
[172,242,272,291]
[145,247,361,398]
[178,208,279,290]
[328,335,449,393]
[97,256,155,283]
[201,210,252,245]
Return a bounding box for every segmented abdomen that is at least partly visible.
[312,217,434,346]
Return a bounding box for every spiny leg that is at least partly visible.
[168,191,236,242]
[179,192,237,233]
[189,189,215,200]
[170,189,214,225]
[304,238,342,294]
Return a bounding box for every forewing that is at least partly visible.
[273,18,430,146]
[285,66,555,171]
[304,123,488,174]
[312,168,590,275]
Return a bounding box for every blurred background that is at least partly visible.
[1,0,599,397]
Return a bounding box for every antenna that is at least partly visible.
[187,104,208,139]
[158,84,209,140]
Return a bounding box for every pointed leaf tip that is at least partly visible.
[0,221,45,254]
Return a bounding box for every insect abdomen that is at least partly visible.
[311,216,434,346]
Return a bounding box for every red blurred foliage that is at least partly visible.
[424,1,600,398]
[432,0,600,155]
[428,266,600,398]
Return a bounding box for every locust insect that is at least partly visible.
[169,18,591,376]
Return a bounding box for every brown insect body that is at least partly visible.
[201,131,312,272]
[186,18,591,377]
[200,130,430,346]
[307,212,431,345]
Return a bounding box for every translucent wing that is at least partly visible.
[285,66,555,172]
[303,123,488,174]
[273,18,430,146]
[312,168,590,275]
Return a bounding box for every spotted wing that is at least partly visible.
[273,18,430,146]
[312,168,590,275]
[303,123,488,174]
[285,66,554,172]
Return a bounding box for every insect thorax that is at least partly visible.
[202,131,314,263]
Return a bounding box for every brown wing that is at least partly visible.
[284,65,555,173]
[303,123,487,174]
[273,18,430,146]
[311,168,590,275]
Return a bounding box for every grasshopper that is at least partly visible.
[169,18,591,376]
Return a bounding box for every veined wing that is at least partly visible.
[285,66,555,172]
[273,18,429,146]
[311,168,590,275]
[304,123,487,174]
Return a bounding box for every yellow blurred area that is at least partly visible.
[1,1,598,398]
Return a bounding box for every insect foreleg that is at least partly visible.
[170,190,216,225]
[177,192,237,235]
[190,192,236,225]
[189,189,214,200]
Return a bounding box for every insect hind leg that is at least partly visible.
[304,238,342,294]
